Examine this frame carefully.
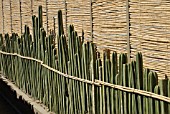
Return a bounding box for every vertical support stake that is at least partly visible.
[64,0,67,36]
[31,0,33,16]
[126,0,130,63]
[90,0,93,41]
[46,0,48,35]
[19,0,22,35]
[10,0,12,33]
[2,0,4,34]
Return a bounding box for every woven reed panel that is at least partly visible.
[129,0,170,78]
[92,0,127,54]
[11,0,21,35]
[33,0,47,34]
[21,0,32,34]
[67,0,91,39]
[3,0,11,34]
[0,0,3,34]
[47,0,66,34]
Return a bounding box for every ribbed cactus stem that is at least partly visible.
[119,53,127,85]
[148,71,158,114]
[130,61,137,114]
[159,76,168,114]
[58,10,64,37]
[136,52,143,114]
[111,52,117,84]
[168,80,170,114]
[0,34,3,46]
[123,64,128,114]
[154,85,161,114]
[38,5,43,35]
[106,59,111,114]
[143,68,150,114]
[115,74,120,114]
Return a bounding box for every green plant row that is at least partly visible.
[0,5,170,114]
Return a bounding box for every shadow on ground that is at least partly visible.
[0,78,36,114]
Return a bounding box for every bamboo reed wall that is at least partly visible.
[129,0,170,78]
[11,0,21,34]
[67,0,91,39]
[93,0,127,53]
[0,0,170,78]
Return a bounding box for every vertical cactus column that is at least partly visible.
[115,74,120,114]
[143,68,150,114]
[154,85,161,114]
[58,10,64,37]
[102,49,110,114]
[0,34,2,71]
[128,61,137,114]
[136,52,143,114]
[105,56,111,114]
[99,66,103,114]
[123,64,128,114]
[95,58,101,114]
[81,42,89,113]
[110,52,117,114]
[0,34,3,49]
[38,5,43,39]
[168,80,170,114]
[119,53,127,114]
[148,71,158,114]
[159,76,168,114]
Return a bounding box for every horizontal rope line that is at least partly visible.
[0,50,100,86]
[0,50,170,103]
[95,80,170,103]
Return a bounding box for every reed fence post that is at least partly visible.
[46,0,48,35]
[19,0,22,34]
[10,0,12,33]
[31,0,33,16]
[64,0,67,36]
[126,0,130,63]
[90,0,93,41]
[2,0,4,34]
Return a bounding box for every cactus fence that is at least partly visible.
[1,0,170,78]
[0,6,170,114]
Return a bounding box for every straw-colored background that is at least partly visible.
[0,0,170,78]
